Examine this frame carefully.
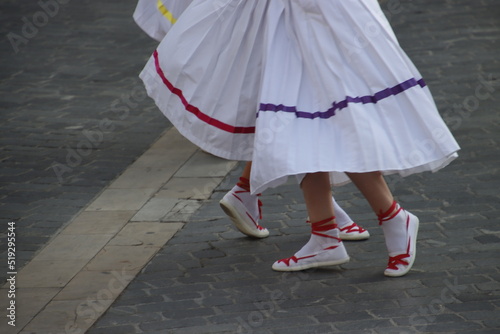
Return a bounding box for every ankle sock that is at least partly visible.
[378,201,408,254]
[230,178,261,220]
[294,217,341,258]
[332,198,353,228]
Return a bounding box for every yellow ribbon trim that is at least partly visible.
[157,0,177,24]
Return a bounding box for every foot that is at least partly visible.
[272,217,349,271]
[330,197,370,240]
[338,222,370,240]
[219,182,269,238]
[379,202,419,277]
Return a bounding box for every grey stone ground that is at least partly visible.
[87,0,500,333]
[1,0,499,333]
[0,0,169,282]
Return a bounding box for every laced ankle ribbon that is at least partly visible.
[235,177,264,230]
[277,216,341,266]
[377,200,402,226]
[339,223,367,234]
[378,201,411,270]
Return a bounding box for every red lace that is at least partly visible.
[234,177,264,229]
[378,201,402,226]
[387,253,410,270]
[277,217,340,266]
[236,177,251,191]
[277,254,316,266]
[310,217,341,241]
[340,223,367,233]
[386,216,412,271]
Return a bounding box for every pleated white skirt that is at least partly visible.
[140,0,460,194]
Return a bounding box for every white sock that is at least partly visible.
[332,197,353,228]
[229,184,260,221]
[380,204,409,255]
[294,224,341,258]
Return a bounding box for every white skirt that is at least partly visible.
[140,0,460,194]
[133,0,192,41]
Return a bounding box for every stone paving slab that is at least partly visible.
[0,287,60,332]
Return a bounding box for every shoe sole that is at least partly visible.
[219,199,269,238]
[339,232,370,241]
[272,256,350,272]
[384,214,419,277]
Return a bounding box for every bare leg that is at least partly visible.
[345,171,395,216]
[300,172,335,224]
[272,172,349,271]
[241,161,252,180]
[238,165,369,239]
[346,171,419,277]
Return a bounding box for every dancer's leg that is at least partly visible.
[301,173,370,240]
[333,198,370,240]
[272,172,349,271]
[346,171,419,277]
[300,172,335,223]
[345,171,394,215]
[241,161,252,180]
[219,161,269,238]
[222,163,369,240]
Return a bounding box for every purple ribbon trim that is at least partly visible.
[258,78,426,119]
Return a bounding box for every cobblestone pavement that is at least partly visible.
[87,0,500,333]
[1,0,499,333]
[0,0,170,282]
